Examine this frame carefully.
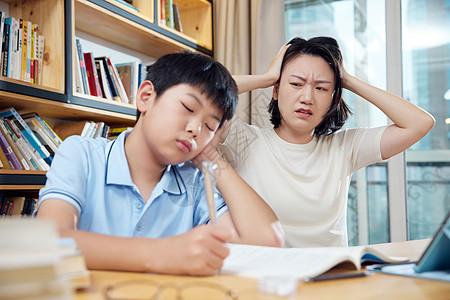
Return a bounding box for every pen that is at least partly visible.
[303,271,373,282]
[202,161,217,225]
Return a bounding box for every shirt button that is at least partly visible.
[135,202,143,209]
[136,225,142,231]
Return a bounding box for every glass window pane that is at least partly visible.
[285,0,388,245]
[401,0,450,239]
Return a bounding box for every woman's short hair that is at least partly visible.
[268,37,351,136]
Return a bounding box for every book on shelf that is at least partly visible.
[165,0,174,29]
[22,112,63,149]
[0,142,10,169]
[2,117,48,171]
[160,0,166,26]
[0,107,52,167]
[115,61,138,105]
[0,11,4,71]
[95,59,114,101]
[95,56,121,102]
[75,38,90,95]
[84,52,103,98]
[137,63,148,87]
[106,57,130,104]
[173,4,183,33]
[1,17,11,77]
[222,243,409,280]
[0,124,22,170]
[108,126,133,139]
[0,13,44,84]
[0,118,31,170]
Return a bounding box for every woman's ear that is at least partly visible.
[136,81,156,113]
[272,83,280,100]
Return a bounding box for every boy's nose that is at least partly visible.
[186,122,201,138]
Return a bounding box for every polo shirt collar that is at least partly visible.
[105,130,186,195]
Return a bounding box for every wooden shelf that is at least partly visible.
[0,90,136,126]
[75,0,199,59]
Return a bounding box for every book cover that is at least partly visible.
[115,62,133,103]
[0,107,52,166]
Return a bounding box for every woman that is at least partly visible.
[219,37,435,247]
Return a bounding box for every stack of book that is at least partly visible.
[0,218,89,299]
[0,11,45,84]
[0,108,62,171]
[74,38,148,106]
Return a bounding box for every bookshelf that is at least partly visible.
[0,0,213,191]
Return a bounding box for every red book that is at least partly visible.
[83,52,103,98]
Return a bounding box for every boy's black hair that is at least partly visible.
[137,51,237,128]
[268,36,352,136]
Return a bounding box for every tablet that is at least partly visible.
[414,210,450,273]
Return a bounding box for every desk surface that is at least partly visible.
[76,239,449,300]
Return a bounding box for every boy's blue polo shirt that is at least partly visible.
[37,130,228,238]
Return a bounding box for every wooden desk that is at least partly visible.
[75,239,449,300]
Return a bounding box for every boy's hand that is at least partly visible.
[192,126,226,168]
[153,224,233,276]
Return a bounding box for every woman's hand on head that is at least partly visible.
[265,44,290,85]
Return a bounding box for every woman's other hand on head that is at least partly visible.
[265,44,290,85]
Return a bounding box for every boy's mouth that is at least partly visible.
[177,139,197,153]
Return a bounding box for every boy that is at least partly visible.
[36,51,283,276]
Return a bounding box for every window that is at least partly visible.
[402,0,450,239]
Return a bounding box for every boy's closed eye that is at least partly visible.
[181,102,220,133]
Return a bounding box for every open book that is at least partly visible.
[221,243,409,280]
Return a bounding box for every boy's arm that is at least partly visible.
[36,199,233,275]
[194,140,285,247]
[342,69,435,160]
[214,156,285,247]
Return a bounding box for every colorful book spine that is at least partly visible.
[0,126,22,170]
[0,107,52,165]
